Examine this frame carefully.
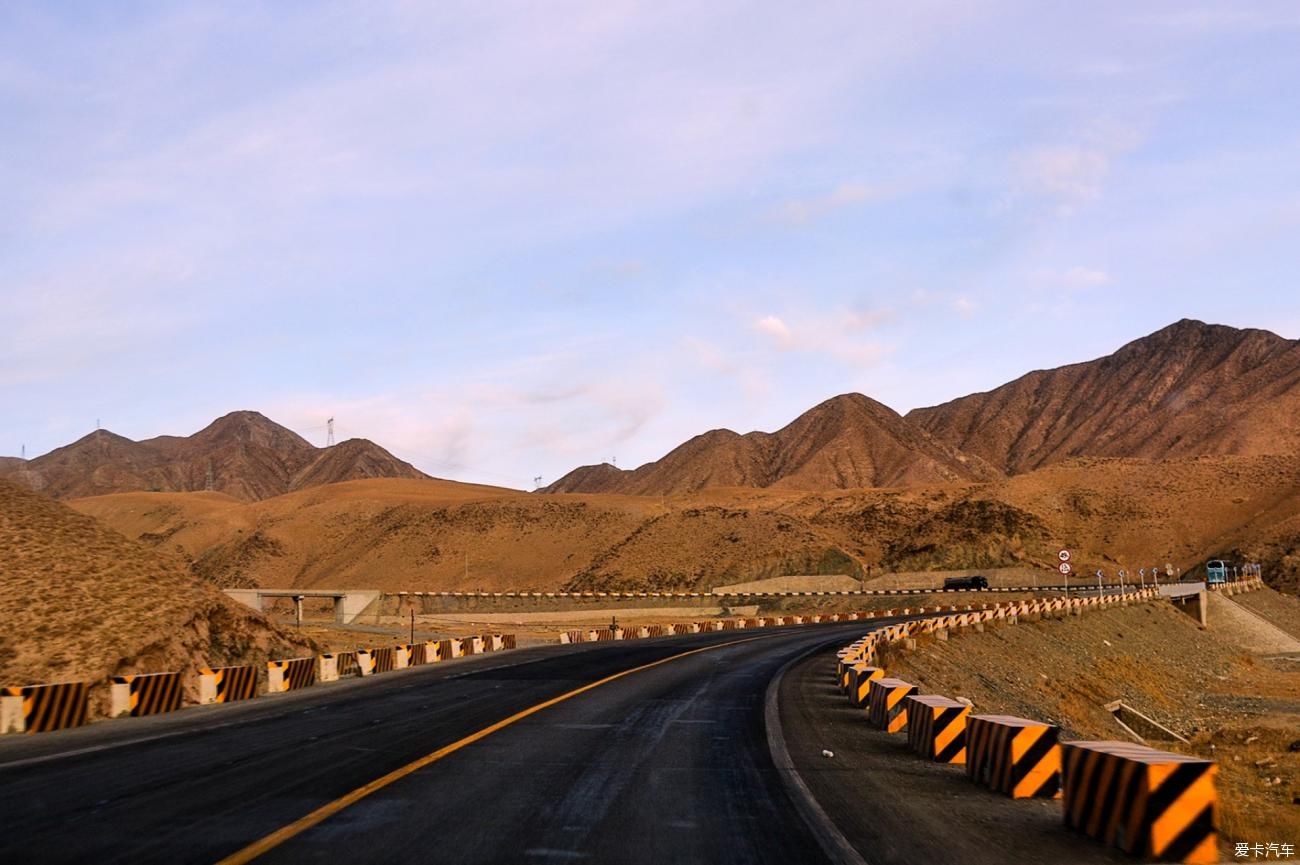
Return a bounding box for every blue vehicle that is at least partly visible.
[1205,559,1228,585]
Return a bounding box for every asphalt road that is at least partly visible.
[0,623,882,865]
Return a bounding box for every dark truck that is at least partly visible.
[943,575,989,590]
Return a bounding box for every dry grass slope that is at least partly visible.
[0,479,313,706]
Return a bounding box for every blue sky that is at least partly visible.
[3,2,1299,488]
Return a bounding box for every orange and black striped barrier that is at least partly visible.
[847,664,885,709]
[967,714,1060,798]
[268,658,316,693]
[867,677,916,733]
[371,646,396,673]
[111,672,184,717]
[1061,741,1218,864]
[1,682,88,734]
[439,638,464,659]
[905,695,970,763]
[407,642,430,665]
[198,665,258,704]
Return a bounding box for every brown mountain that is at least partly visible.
[907,319,1300,474]
[543,393,1001,495]
[0,411,428,502]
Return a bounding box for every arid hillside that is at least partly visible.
[74,455,1300,595]
[0,479,312,700]
[0,410,427,501]
[908,319,1300,473]
[545,393,1000,495]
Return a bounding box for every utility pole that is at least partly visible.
[327,417,335,447]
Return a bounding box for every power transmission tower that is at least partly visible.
[327,417,335,447]
[205,459,215,492]
[533,475,543,489]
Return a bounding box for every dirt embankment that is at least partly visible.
[878,592,1300,844]
[0,479,314,712]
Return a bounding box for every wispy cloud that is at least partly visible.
[767,181,883,226]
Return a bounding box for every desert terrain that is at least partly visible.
[69,453,1300,596]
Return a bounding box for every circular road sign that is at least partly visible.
[1058,549,1071,562]
[1058,561,1072,575]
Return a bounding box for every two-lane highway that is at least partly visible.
[0,622,882,864]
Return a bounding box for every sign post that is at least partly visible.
[1058,549,1071,594]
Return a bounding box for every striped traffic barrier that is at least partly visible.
[867,677,917,733]
[440,638,464,659]
[905,695,970,763]
[372,646,397,673]
[198,665,258,704]
[463,636,485,654]
[848,664,885,709]
[1,682,89,734]
[268,658,316,693]
[1061,740,1217,864]
[967,715,1061,798]
[111,672,184,718]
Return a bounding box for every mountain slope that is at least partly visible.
[73,455,1300,595]
[907,319,1300,474]
[0,478,312,698]
[544,394,1001,495]
[0,411,429,501]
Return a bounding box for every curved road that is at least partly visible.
[0,622,884,865]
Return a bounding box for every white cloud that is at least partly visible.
[1032,266,1112,289]
[952,297,977,318]
[754,314,794,348]
[751,308,891,366]
[768,181,882,226]
[1016,146,1110,212]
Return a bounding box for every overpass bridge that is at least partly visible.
[223,588,380,624]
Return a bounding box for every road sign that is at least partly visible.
[1058,562,1072,575]
[1165,563,1174,577]
[1058,549,1071,562]
[1095,570,1104,579]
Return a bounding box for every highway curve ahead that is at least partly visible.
[0,623,881,865]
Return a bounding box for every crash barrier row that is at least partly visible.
[2,632,519,734]
[557,606,988,645]
[831,587,1219,863]
[396,584,1194,601]
[1206,576,1264,595]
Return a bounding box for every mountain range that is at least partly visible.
[0,411,427,501]
[545,319,1300,494]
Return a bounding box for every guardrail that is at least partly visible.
[2,632,518,736]
[829,586,1225,863]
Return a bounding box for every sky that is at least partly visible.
[3,2,1300,489]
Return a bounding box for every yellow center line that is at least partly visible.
[214,634,773,865]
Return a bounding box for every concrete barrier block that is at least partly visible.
[967,715,1060,798]
[907,695,970,763]
[198,665,258,704]
[111,672,184,717]
[1,682,89,734]
[1,694,24,734]
[1062,741,1217,863]
[867,677,917,732]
